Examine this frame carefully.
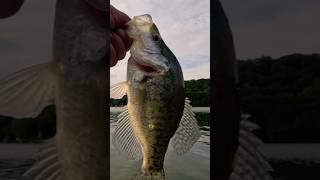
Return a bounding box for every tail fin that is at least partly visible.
[135,170,165,180]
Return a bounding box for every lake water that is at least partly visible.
[1,109,320,180]
[110,110,210,180]
[260,143,320,180]
[0,109,211,180]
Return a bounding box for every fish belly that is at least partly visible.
[128,76,185,175]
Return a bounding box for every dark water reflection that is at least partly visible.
[1,111,320,180]
[110,112,210,180]
[0,112,210,180]
[0,144,36,180]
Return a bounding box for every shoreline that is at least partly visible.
[110,107,210,113]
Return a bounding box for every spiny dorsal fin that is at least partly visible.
[23,137,62,180]
[171,98,201,155]
[112,106,143,160]
[110,81,128,99]
[0,62,57,119]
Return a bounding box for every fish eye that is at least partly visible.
[153,34,160,42]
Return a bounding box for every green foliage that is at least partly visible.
[110,96,128,106]
[195,113,210,127]
[0,105,56,142]
[185,79,210,106]
[110,79,210,107]
[0,77,210,142]
[238,54,320,142]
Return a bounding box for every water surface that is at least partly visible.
[2,109,320,180]
[110,111,210,180]
[0,109,210,180]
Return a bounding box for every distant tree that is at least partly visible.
[238,54,320,142]
[110,79,210,107]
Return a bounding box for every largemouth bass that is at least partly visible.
[0,0,108,179]
[111,14,200,180]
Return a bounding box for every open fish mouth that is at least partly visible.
[133,57,168,74]
[126,14,170,75]
[135,61,158,73]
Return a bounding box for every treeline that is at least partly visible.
[110,78,210,107]
[1,53,320,143]
[238,54,320,143]
[0,105,56,142]
[0,79,209,142]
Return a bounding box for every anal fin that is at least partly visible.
[112,106,143,160]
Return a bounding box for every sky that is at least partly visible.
[0,1,319,80]
[221,0,320,60]
[0,0,210,83]
[0,0,56,76]
[110,0,210,84]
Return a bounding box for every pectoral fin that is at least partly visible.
[0,62,57,118]
[112,106,143,160]
[171,98,201,155]
[110,81,128,99]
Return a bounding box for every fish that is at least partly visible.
[0,0,108,180]
[110,14,201,180]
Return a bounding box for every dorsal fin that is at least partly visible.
[171,98,201,155]
[23,138,62,180]
[112,106,143,160]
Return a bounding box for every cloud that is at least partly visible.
[221,0,318,25]
[111,0,210,84]
[0,0,210,81]
[183,63,210,81]
[110,58,128,84]
[0,0,56,74]
[221,0,320,59]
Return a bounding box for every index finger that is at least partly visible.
[110,5,130,30]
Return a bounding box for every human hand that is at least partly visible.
[0,0,24,19]
[110,5,132,67]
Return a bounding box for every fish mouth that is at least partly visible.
[136,62,158,73]
[133,57,169,74]
[135,60,162,73]
[125,14,153,39]
[126,14,169,74]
